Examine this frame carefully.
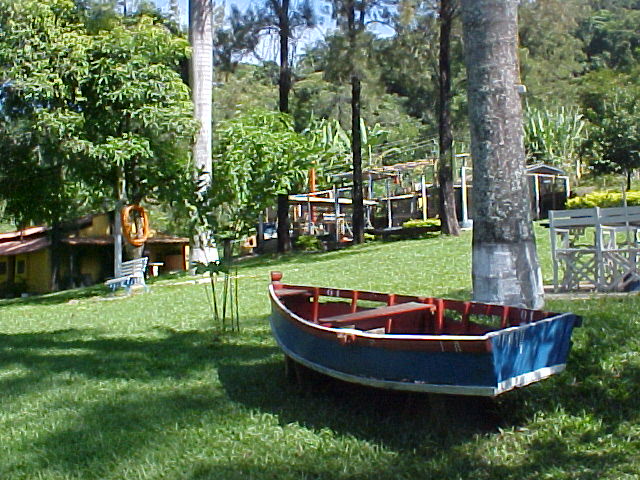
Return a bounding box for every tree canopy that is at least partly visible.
[198,109,318,240]
[0,0,196,226]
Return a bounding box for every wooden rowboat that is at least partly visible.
[268,272,581,397]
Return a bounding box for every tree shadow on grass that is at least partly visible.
[214,352,640,479]
[0,327,276,397]
[0,284,110,307]
[217,355,502,448]
[0,327,281,477]
[3,313,638,480]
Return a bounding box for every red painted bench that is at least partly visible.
[319,301,435,326]
[275,288,313,298]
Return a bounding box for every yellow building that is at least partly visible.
[0,213,189,297]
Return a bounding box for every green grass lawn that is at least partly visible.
[1,228,639,479]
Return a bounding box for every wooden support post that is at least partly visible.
[385,317,393,334]
[350,290,359,313]
[312,287,320,323]
[386,178,392,229]
[435,298,444,333]
[501,306,510,328]
[307,196,312,235]
[333,186,340,243]
[462,301,471,331]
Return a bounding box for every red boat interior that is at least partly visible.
[271,274,554,336]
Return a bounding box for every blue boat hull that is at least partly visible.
[269,285,581,396]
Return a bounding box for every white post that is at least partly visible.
[367,175,373,228]
[114,206,122,277]
[460,165,472,228]
[114,169,125,277]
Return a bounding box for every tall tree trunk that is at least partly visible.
[460,0,544,309]
[276,193,292,252]
[278,0,291,114]
[277,0,293,253]
[49,222,62,291]
[438,0,460,236]
[189,0,214,266]
[348,0,365,244]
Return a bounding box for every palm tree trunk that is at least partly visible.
[189,0,214,266]
[461,0,544,309]
[438,0,460,236]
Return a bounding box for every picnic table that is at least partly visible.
[549,206,640,292]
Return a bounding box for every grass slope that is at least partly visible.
[1,229,639,479]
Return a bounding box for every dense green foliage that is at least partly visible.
[199,109,317,240]
[566,189,640,209]
[524,105,588,178]
[0,0,195,227]
[1,229,640,479]
[209,0,640,186]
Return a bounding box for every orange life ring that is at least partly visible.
[121,204,149,247]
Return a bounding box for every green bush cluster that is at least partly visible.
[295,234,323,251]
[566,190,640,209]
[401,218,441,229]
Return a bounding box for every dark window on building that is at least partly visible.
[0,262,6,275]
[16,260,25,275]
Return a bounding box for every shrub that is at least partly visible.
[402,218,441,229]
[295,235,323,251]
[566,190,640,209]
[364,233,376,242]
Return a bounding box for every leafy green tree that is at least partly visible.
[583,87,640,190]
[0,0,93,227]
[518,0,589,105]
[328,0,398,244]
[213,5,263,80]
[200,109,316,241]
[578,6,640,71]
[0,0,196,260]
[247,0,315,252]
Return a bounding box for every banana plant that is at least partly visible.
[524,105,588,179]
[304,117,390,188]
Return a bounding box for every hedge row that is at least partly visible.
[566,190,640,209]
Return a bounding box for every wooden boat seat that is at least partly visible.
[319,301,435,326]
[275,288,313,298]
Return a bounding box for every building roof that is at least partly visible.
[332,158,437,181]
[0,236,50,256]
[0,221,188,255]
[288,194,378,206]
[526,163,567,176]
[62,236,113,246]
[61,233,188,246]
[0,226,49,241]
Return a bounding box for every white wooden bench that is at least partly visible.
[105,257,149,293]
[549,207,640,291]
